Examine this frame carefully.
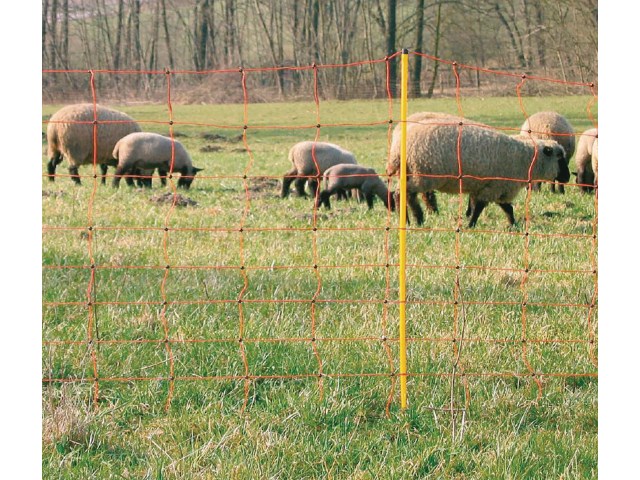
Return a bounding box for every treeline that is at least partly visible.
[42,0,598,103]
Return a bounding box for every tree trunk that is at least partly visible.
[410,0,425,97]
[113,0,125,70]
[253,0,284,97]
[426,1,443,99]
[386,0,397,96]
[42,0,49,66]
[159,0,174,69]
[49,0,58,69]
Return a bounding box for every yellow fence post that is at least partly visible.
[399,48,409,409]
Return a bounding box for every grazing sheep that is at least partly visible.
[592,138,598,186]
[317,164,395,211]
[520,111,575,193]
[574,128,598,193]
[388,112,476,221]
[46,103,141,184]
[386,121,570,227]
[112,132,203,189]
[281,141,357,198]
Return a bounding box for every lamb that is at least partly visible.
[46,103,141,184]
[520,111,575,193]
[386,121,570,227]
[281,141,357,198]
[574,128,598,192]
[112,132,203,189]
[317,164,395,211]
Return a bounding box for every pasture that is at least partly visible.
[42,95,597,479]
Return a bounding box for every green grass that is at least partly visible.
[42,96,597,479]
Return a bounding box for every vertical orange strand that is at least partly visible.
[516,75,543,400]
[87,71,100,408]
[238,68,252,413]
[310,63,325,401]
[160,70,176,411]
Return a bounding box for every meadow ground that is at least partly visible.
[42,95,597,479]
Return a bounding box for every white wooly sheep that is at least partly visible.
[281,141,357,198]
[574,128,598,193]
[386,121,570,227]
[520,111,576,193]
[112,132,203,189]
[317,164,395,211]
[46,103,141,184]
[387,112,482,222]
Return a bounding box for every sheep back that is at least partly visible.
[288,141,356,176]
[323,164,383,190]
[391,122,564,204]
[113,132,193,172]
[387,112,476,176]
[46,103,141,168]
[520,111,576,161]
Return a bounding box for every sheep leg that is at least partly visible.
[308,178,320,199]
[498,203,516,226]
[317,190,332,209]
[99,164,108,185]
[112,165,128,188]
[465,197,474,218]
[47,153,63,182]
[556,182,565,194]
[281,169,298,198]
[158,168,168,187]
[69,165,81,185]
[467,199,487,228]
[407,192,424,226]
[422,191,438,214]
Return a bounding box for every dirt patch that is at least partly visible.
[201,133,227,141]
[245,177,280,199]
[150,192,198,207]
[200,133,244,143]
[200,144,223,153]
[171,131,188,138]
[42,190,66,198]
[231,147,247,153]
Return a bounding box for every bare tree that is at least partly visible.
[410,0,425,97]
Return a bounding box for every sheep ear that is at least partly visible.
[542,146,553,156]
[193,167,204,173]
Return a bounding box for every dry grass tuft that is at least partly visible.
[42,386,94,448]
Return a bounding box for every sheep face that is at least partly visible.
[545,145,571,184]
[177,166,203,189]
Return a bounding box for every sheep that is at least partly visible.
[112,132,203,189]
[388,112,476,221]
[386,121,570,228]
[520,111,575,194]
[281,141,357,199]
[316,164,395,211]
[591,137,598,186]
[574,128,598,193]
[46,103,141,185]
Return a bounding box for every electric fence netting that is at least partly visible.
[42,51,597,432]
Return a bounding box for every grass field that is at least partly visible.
[42,95,598,479]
